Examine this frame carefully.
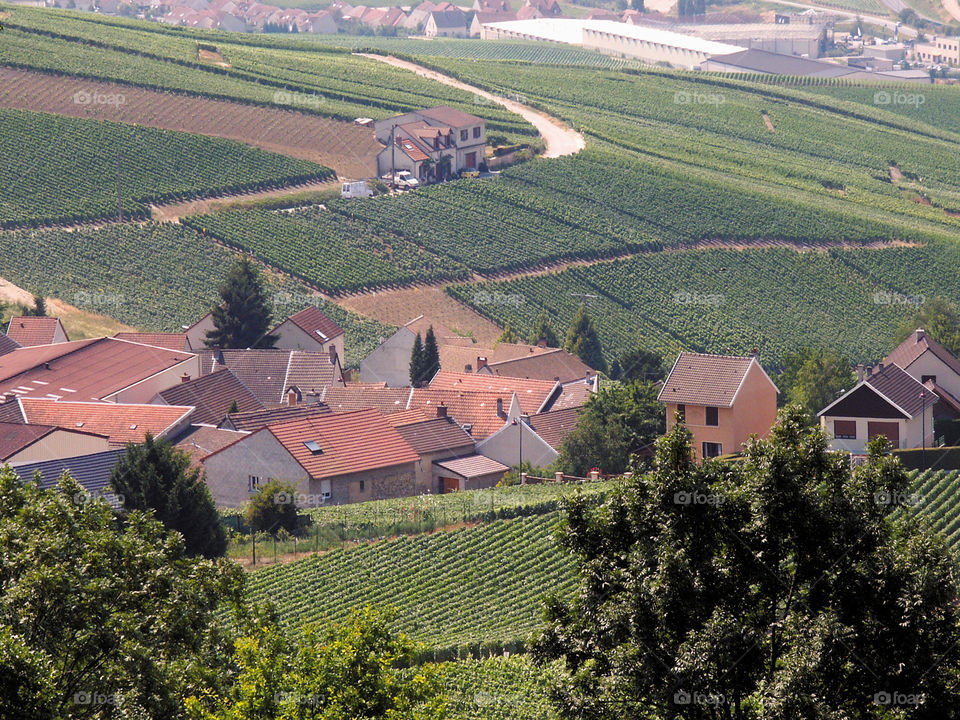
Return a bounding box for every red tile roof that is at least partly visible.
[199,349,343,406]
[0,333,21,357]
[434,454,508,479]
[408,388,511,439]
[20,398,194,444]
[6,317,67,347]
[172,424,249,470]
[282,306,344,343]
[0,338,195,402]
[319,385,413,414]
[394,416,475,455]
[396,137,430,162]
[529,407,583,450]
[484,348,596,384]
[249,408,418,479]
[383,408,435,426]
[158,368,263,425]
[866,363,937,417]
[420,105,481,129]
[428,371,559,414]
[114,332,190,352]
[220,403,331,432]
[551,378,596,410]
[658,352,774,408]
[0,421,57,460]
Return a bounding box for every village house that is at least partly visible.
[374,106,486,182]
[424,6,467,36]
[658,351,779,460]
[0,421,111,464]
[202,407,419,507]
[818,363,938,455]
[5,316,69,347]
[879,328,960,425]
[154,367,263,426]
[268,306,344,360]
[360,316,472,387]
[11,449,127,507]
[470,9,516,36]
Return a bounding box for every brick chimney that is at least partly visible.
[917,328,925,343]
[496,397,505,418]
[477,356,488,370]
[181,373,191,383]
[436,402,447,418]
[465,363,473,373]
[856,363,865,382]
[287,389,298,407]
[749,348,760,359]
[329,346,338,365]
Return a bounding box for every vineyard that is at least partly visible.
[0,223,392,366]
[0,107,331,227]
[905,470,960,551]
[243,513,577,655]
[447,243,960,366]
[0,5,534,143]
[443,656,559,720]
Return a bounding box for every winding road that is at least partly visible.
[357,53,586,159]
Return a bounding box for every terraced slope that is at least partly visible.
[907,470,960,549]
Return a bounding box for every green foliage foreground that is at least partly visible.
[534,407,960,719]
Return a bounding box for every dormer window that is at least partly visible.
[304,440,323,454]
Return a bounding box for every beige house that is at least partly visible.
[202,408,419,507]
[424,7,467,36]
[659,352,779,460]
[881,328,960,421]
[269,306,344,361]
[375,106,486,182]
[0,422,111,464]
[914,36,960,66]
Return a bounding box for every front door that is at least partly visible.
[442,477,460,493]
[867,421,900,448]
[465,151,476,169]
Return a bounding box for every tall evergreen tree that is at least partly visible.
[110,434,227,558]
[528,310,559,348]
[409,332,424,387]
[204,256,277,349]
[496,323,520,345]
[422,325,440,384]
[31,296,46,317]
[564,305,607,373]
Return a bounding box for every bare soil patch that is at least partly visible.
[762,112,775,132]
[890,164,904,183]
[150,178,338,222]
[0,67,381,179]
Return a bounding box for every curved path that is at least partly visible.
[357,53,585,159]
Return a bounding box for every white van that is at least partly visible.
[341,181,373,199]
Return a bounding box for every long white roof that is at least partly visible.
[483,18,744,55]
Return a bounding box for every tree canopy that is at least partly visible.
[896,296,960,357]
[536,406,960,718]
[205,256,278,349]
[245,478,300,535]
[777,347,855,420]
[613,347,665,383]
[529,311,559,348]
[564,306,606,373]
[111,433,227,558]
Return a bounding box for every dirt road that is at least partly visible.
[358,54,585,159]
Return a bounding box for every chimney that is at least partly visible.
[856,363,865,382]
[496,397,505,418]
[537,339,547,348]
[329,346,338,365]
[477,356,488,370]
[436,402,447,418]
[877,362,884,374]
[287,389,298,407]
[749,348,760,359]
[180,373,191,383]
[917,328,925,343]
[465,363,473,373]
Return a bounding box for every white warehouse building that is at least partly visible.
[481,18,742,69]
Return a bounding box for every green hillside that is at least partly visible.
[244,513,577,654]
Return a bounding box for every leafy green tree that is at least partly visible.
[205,256,278,349]
[777,347,856,419]
[185,608,446,720]
[31,295,46,317]
[630,0,643,10]
[616,347,664,383]
[896,296,960,357]
[564,306,606,373]
[528,310,559,348]
[536,407,960,718]
[111,434,227,558]
[245,479,300,535]
[409,332,424,387]
[558,380,664,476]
[0,467,243,719]
[496,322,520,345]
[227,399,239,414]
[422,325,441,383]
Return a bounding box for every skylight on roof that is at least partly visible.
[315,330,328,340]
[304,440,323,454]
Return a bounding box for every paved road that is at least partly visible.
[358,53,586,159]
[762,0,924,36]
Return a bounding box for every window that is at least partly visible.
[921,374,937,384]
[359,480,365,493]
[676,404,686,422]
[248,475,262,493]
[833,420,857,439]
[460,129,468,141]
[705,406,719,426]
[473,126,481,139]
[702,442,723,458]
[320,479,332,500]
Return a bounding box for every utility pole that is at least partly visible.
[921,389,928,470]
[570,292,598,307]
[116,152,123,223]
[391,122,397,187]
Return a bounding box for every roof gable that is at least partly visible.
[883,329,960,380]
[20,398,194,444]
[280,306,344,343]
[6,316,68,347]
[158,368,263,425]
[658,352,775,408]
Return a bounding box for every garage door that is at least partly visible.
[867,421,900,447]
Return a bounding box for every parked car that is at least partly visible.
[460,169,480,179]
[341,181,373,199]
[394,171,420,189]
